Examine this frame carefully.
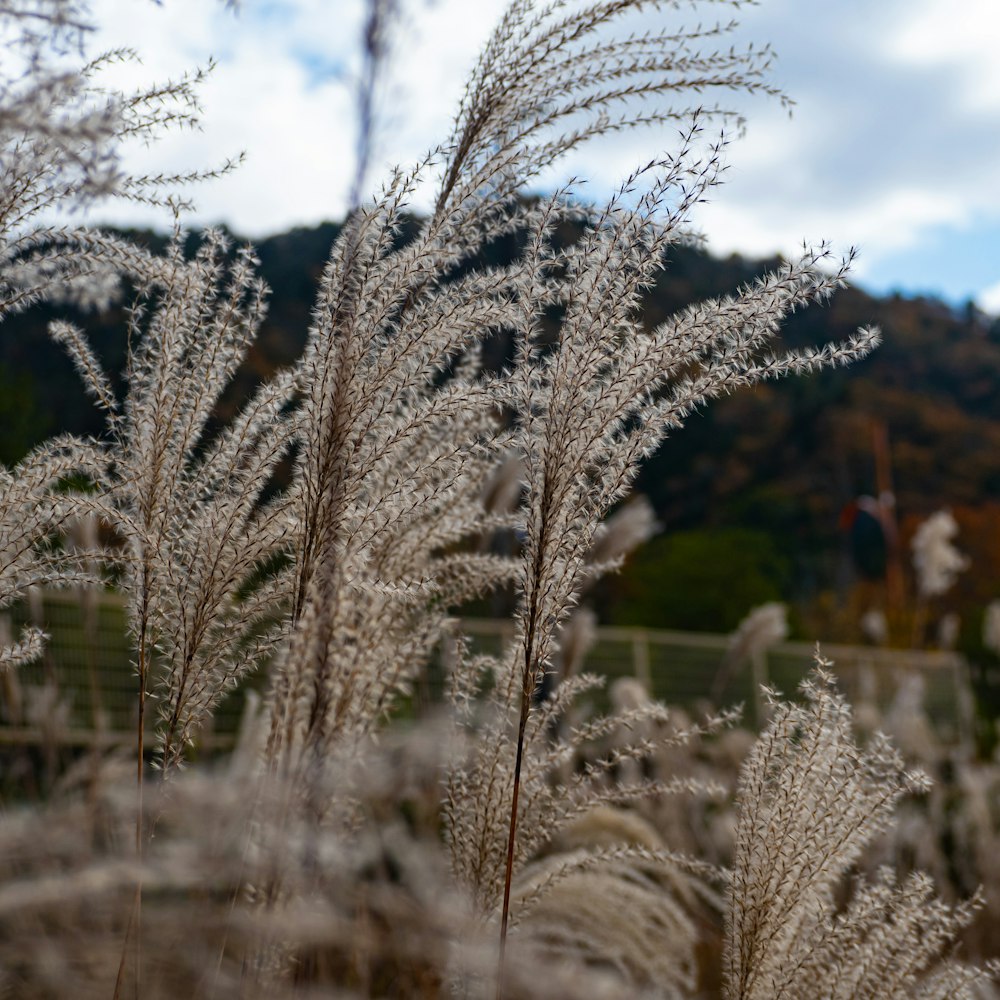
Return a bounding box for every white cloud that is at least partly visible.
[52,0,1000,306]
[666,0,1000,288]
[977,279,1000,316]
[81,0,367,233]
[886,0,1000,113]
[697,184,971,281]
[79,0,504,233]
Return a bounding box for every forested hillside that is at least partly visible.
[4,221,998,646]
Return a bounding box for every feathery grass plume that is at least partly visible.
[861,607,889,646]
[912,509,969,600]
[68,228,299,773]
[0,740,493,1000]
[866,755,1000,957]
[384,0,882,970]
[765,867,995,1000]
[724,656,996,1000]
[586,495,661,569]
[910,509,968,648]
[0,0,242,675]
[0,1,240,319]
[258,154,531,797]
[713,601,788,707]
[726,602,789,664]
[0,434,107,669]
[850,703,1000,971]
[512,863,699,997]
[263,251,520,799]
[31,228,297,772]
[444,636,735,915]
[491,129,876,987]
[506,803,726,997]
[435,0,789,224]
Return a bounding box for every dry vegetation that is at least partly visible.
[0,0,996,997]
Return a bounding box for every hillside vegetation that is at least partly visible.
[4,224,998,643]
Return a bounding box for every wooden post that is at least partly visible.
[632,628,652,694]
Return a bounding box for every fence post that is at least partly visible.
[632,628,652,694]
[955,661,976,756]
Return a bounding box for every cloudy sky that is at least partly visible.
[85,0,1000,310]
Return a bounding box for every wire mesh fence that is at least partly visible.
[0,591,977,750]
[447,619,975,741]
[0,588,250,750]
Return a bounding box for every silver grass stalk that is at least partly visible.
[912,509,969,600]
[349,0,886,977]
[254,0,862,828]
[0,0,242,676]
[0,435,106,668]
[724,657,995,1000]
[492,144,877,990]
[46,229,299,775]
[0,2,240,321]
